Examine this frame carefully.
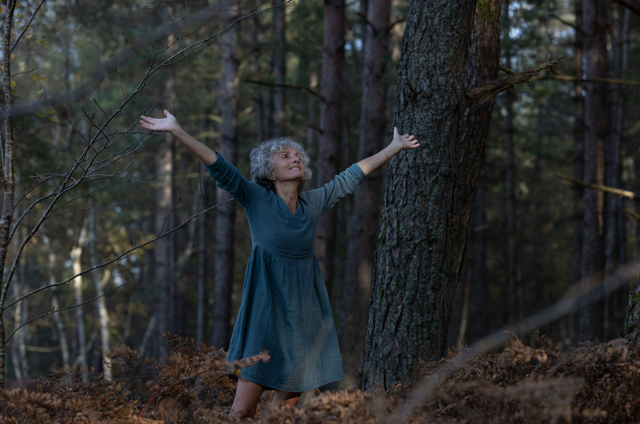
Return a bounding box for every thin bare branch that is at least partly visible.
[613,0,640,17]
[500,63,640,86]
[3,199,233,311]
[10,0,47,54]
[244,78,326,101]
[0,1,291,121]
[6,283,125,343]
[556,173,639,200]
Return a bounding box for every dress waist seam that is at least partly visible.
[252,243,314,260]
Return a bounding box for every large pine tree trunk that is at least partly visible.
[212,2,239,350]
[362,0,501,390]
[338,0,391,387]
[315,0,345,299]
[580,0,608,342]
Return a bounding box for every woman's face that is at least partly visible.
[271,147,304,184]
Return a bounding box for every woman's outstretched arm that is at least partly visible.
[356,127,420,176]
[140,110,218,165]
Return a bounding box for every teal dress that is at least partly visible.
[204,151,366,393]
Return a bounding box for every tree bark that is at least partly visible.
[197,166,207,344]
[315,0,345,299]
[474,188,488,340]
[338,0,391,388]
[580,0,608,342]
[362,0,500,390]
[211,1,239,350]
[503,0,519,325]
[572,0,585,342]
[89,207,111,380]
[273,4,286,137]
[70,218,89,383]
[0,0,18,389]
[252,6,264,144]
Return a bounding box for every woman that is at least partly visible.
[139,110,420,418]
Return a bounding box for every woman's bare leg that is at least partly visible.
[272,390,302,408]
[230,379,264,419]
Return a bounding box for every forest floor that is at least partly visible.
[0,332,638,423]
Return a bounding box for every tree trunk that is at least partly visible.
[362,0,500,390]
[338,0,391,388]
[70,218,89,382]
[197,166,207,344]
[315,0,345,299]
[42,232,71,369]
[273,4,285,137]
[11,267,22,383]
[580,0,608,342]
[89,207,111,380]
[615,7,630,329]
[212,2,239,350]
[0,0,18,390]
[572,0,585,342]
[252,7,264,144]
[474,187,488,340]
[503,0,519,325]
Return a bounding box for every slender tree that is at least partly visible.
[273,4,286,137]
[338,0,391,387]
[89,206,111,380]
[70,218,89,382]
[572,0,585,341]
[580,0,608,342]
[212,1,239,350]
[315,0,345,298]
[503,0,519,324]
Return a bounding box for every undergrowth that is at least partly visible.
[1,332,639,423]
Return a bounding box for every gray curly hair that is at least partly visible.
[250,138,312,193]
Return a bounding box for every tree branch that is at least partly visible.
[0,0,291,121]
[244,78,325,101]
[6,283,125,343]
[556,173,639,200]
[500,63,640,87]
[3,199,233,312]
[10,0,47,54]
[468,57,565,104]
[613,0,640,17]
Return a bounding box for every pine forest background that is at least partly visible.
[2,0,640,392]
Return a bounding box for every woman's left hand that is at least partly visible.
[391,127,420,151]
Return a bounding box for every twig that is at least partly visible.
[500,64,640,87]
[0,1,291,121]
[556,173,639,200]
[613,0,640,17]
[10,0,47,54]
[244,78,325,101]
[3,199,233,311]
[6,283,125,343]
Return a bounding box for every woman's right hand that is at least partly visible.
[140,109,180,134]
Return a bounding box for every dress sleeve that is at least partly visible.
[204,151,265,209]
[305,163,367,215]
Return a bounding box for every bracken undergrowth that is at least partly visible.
[1,332,639,423]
